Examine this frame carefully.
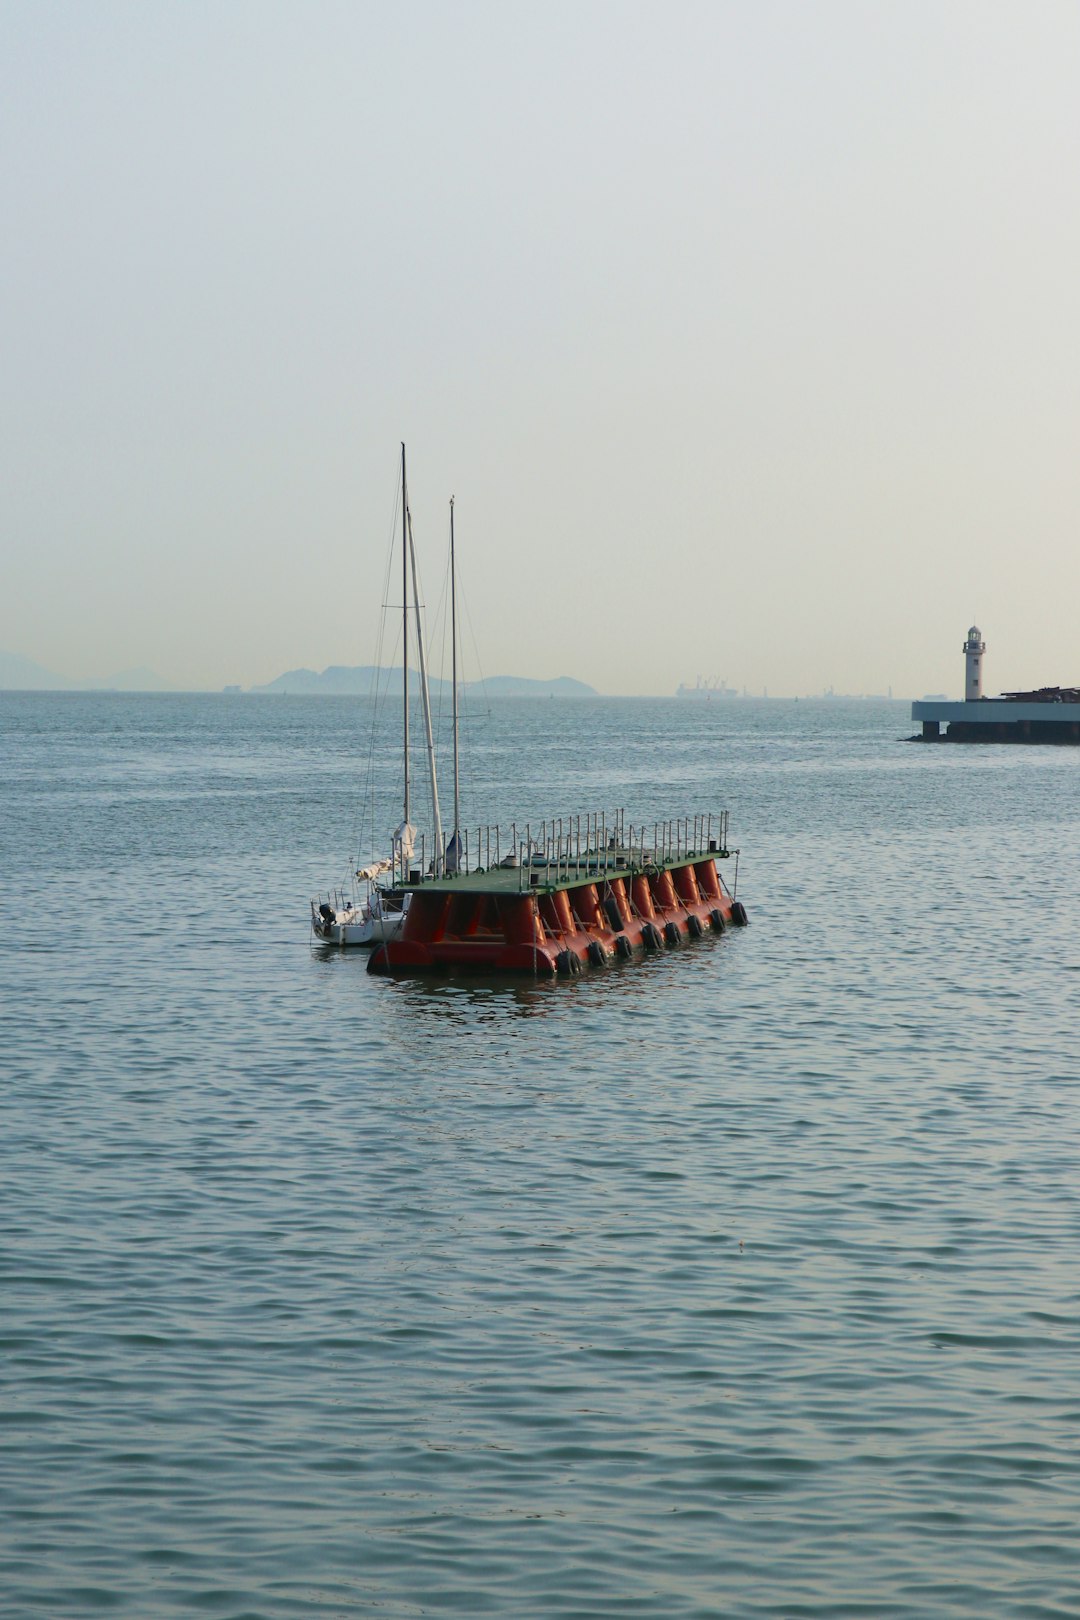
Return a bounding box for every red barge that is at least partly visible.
[368,810,747,977]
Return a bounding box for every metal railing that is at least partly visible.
[388,809,731,888]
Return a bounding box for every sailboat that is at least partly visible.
[311,446,454,947]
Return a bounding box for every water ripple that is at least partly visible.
[3,694,1080,1615]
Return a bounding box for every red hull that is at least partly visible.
[368,859,746,976]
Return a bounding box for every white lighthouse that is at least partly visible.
[963,625,986,701]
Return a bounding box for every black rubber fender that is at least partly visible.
[663,920,681,946]
[730,901,749,926]
[614,933,633,959]
[687,912,703,939]
[641,921,663,952]
[709,908,726,933]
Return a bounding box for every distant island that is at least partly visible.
[0,649,597,698]
[252,666,597,698]
[0,650,173,692]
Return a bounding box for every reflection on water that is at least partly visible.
[313,923,748,1030]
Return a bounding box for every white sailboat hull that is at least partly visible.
[311,895,408,948]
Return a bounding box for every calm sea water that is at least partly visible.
[3,691,1080,1618]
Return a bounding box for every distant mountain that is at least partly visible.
[0,650,68,690]
[252,665,597,698]
[1,652,596,699]
[254,665,386,694]
[0,651,173,692]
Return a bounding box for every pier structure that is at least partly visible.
[912,627,1080,742]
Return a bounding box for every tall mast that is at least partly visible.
[450,496,460,849]
[401,443,410,828]
[407,504,443,874]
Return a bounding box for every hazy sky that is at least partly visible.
[3,1,1079,696]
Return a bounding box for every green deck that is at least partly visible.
[397,846,730,896]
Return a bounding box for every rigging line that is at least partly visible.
[405,502,443,870]
[361,562,401,862]
[356,619,404,868]
[441,562,479,828]
[347,525,397,871]
[437,543,464,805]
[430,537,453,747]
[351,463,406,868]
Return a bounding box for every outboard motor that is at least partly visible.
[318,903,335,924]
